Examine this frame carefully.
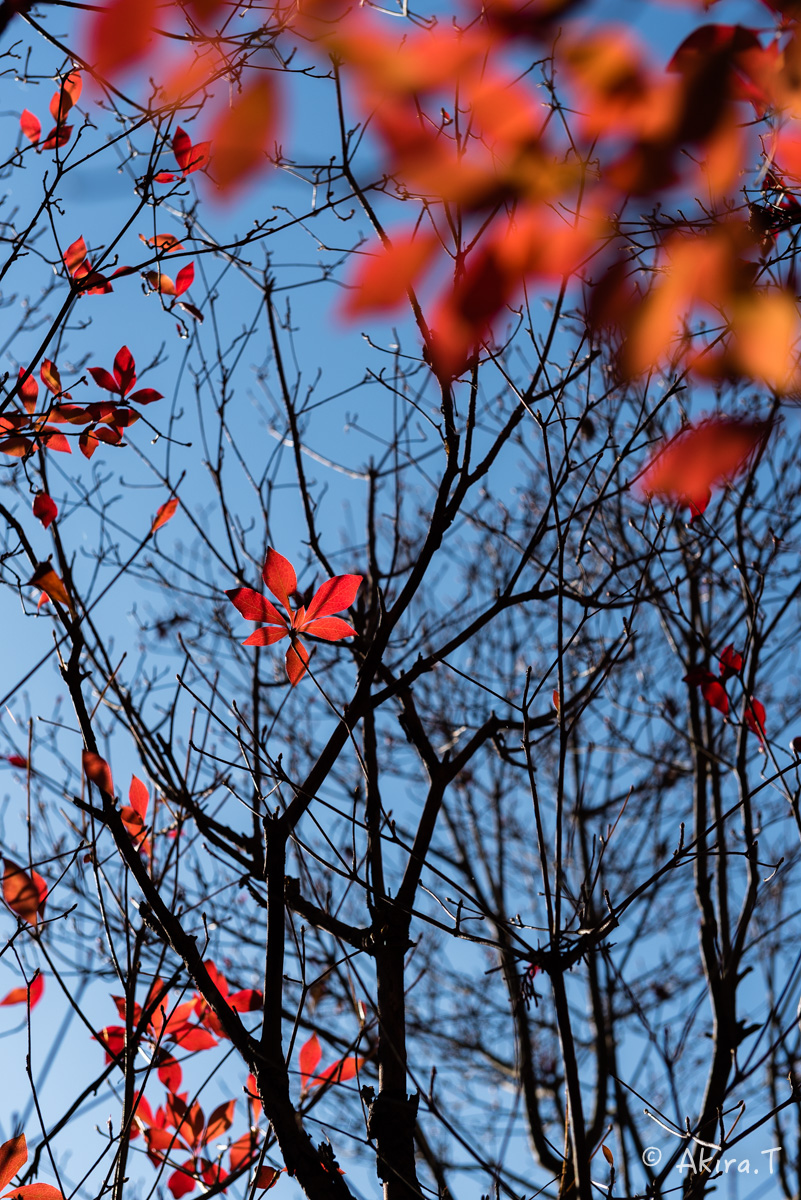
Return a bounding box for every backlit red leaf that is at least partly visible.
[285,641,310,686]
[167,1164,196,1199]
[151,497,179,533]
[205,1099,235,1142]
[255,1168,282,1191]
[63,237,87,275]
[303,616,356,642]
[40,360,62,395]
[83,751,114,795]
[299,1032,322,1090]
[40,125,72,151]
[0,1134,27,1192]
[207,75,277,193]
[639,418,768,512]
[20,110,40,145]
[3,860,40,925]
[172,127,193,172]
[226,587,286,626]
[174,263,194,296]
[262,548,297,614]
[127,388,163,405]
[4,1185,63,1200]
[113,346,136,394]
[86,0,158,78]
[49,71,82,123]
[0,971,44,1009]
[304,574,362,623]
[28,563,72,610]
[88,367,119,393]
[745,697,767,740]
[32,494,57,528]
[719,644,743,680]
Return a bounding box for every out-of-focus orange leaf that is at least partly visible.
[207,75,278,194]
[638,417,768,512]
[28,563,72,610]
[0,1134,27,1192]
[2,860,42,925]
[85,0,158,79]
[151,497,178,532]
[725,288,800,390]
[83,750,114,795]
[0,971,44,1009]
[342,230,438,318]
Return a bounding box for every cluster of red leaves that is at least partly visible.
[297,1032,364,1095]
[20,71,81,152]
[3,348,162,462]
[75,0,801,384]
[228,549,362,685]
[683,645,767,742]
[63,235,131,296]
[638,416,768,521]
[2,859,47,927]
[154,127,211,183]
[0,1133,62,1200]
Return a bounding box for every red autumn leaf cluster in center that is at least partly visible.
[227,548,362,685]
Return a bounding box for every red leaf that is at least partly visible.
[151,497,179,533]
[157,1051,183,1093]
[204,1099,235,1142]
[5,756,27,769]
[552,689,560,711]
[28,563,72,609]
[2,860,40,925]
[113,346,136,394]
[226,587,286,627]
[207,74,278,193]
[639,418,768,511]
[85,0,158,78]
[255,1168,282,1191]
[147,271,176,296]
[745,697,767,740]
[3,1186,63,1200]
[285,641,310,686]
[298,1032,322,1090]
[229,988,263,1012]
[17,369,38,408]
[40,428,71,454]
[262,548,297,614]
[88,367,119,393]
[0,1135,27,1193]
[20,110,40,145]
[128,775,148,820]
[32,493,57,529]
[0,971,44,1009]
[302,616,356,642]
[304,574,362,623]
[49,71,82,122]
[167,1164,197,1199]
[718,644,743,680]
[40,359,63,395]
[63,237,87,275]
[174,263,194,296]
[127,388,163,405]
[40,125,72,151]
[342,230,437,317]
[0,437,32,458]
[700,678,729,715]
[172,127,193,172]
[153,172,178,183]
[83,751,114,795]
[242,626,289,647]
[308,1055,364,1088]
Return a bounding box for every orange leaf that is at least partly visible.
[2,860,41,925]
[28,563,72,610]
[151,497,178,532]
[63,237,87,276]
[83,751,114,795]
[298,1032,322,1090]
[20,110,40,144]
[85,0,158,79]
[639,417,768,511]
[342,230,438,317]
[207,75,278,193]
[0,1135,27,1192]
[0,971,44,1009]
[4,1185,64,1200]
